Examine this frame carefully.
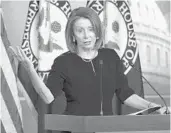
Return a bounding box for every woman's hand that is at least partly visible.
[9,46,54,104]
[157,106,170,114]
[8,46,33,69]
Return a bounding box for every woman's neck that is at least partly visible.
[77,47,98,60]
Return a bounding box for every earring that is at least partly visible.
[96,37,99,40]
[73,36,75,42]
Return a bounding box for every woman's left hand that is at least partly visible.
[8,46,34,69]
[157,106,170,114]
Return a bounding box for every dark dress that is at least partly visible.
[46,48,134,116]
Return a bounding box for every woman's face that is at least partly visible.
[73,17,97,51]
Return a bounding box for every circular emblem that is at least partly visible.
[90,0,138,75]
[104,1,138,75]
[21,1,71,82]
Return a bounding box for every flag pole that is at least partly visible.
[103,0,108,48]
[46,0,52,51]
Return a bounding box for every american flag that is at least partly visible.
[1,10,24,133]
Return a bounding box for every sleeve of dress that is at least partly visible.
[115,55,135,103]
[46,57,66,98]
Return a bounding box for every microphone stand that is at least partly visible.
[129,62,169,114]
[99,60,104,116]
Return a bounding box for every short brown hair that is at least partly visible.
[65,7,103,53]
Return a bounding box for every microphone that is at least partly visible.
[99,59,103,116]
[129,62,169,114]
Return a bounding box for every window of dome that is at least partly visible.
[137,1,140,7]
[145,5,148,12]
[146,45,151,63]
[165,51,168,67]
[137,2,141,16]
[153,9,156,20]
[145,5,149,20]
[156,48,160,65]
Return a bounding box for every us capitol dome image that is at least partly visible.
[127,0,170,104]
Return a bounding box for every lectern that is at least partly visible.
[44,114,170,132]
